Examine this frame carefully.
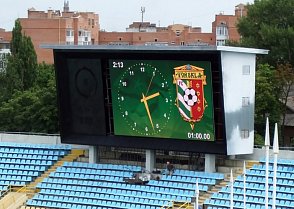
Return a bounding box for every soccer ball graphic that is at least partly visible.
[183,88,198,106]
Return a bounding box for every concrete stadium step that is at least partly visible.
[0,192,28,209]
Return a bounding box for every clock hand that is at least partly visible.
[142,92,160,102]
[141,93,155,130]
[145,70,156,96]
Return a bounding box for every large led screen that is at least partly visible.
[110,60,215,141]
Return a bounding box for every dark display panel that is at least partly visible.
[110,60,215,141]
[53,47,227,154]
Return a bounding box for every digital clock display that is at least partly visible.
[109,60,215,141]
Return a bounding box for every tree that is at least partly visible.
[237,0,294,66]
[0,63,58,133]
[2,19,37,95]
[0,19,58,133]
[274,63,294,145]
[254,64,281,137]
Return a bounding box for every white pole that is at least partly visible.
[264,117,270,209]
[243,161,246,209]
[230,169,234,209]
[272,123,279,209]
[194,179,199,209]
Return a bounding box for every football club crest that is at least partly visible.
[173,64,207,130]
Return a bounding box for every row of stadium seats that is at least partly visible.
[235,175,294,186]
[28,161,224,209]
[171,169,224,180]
[220,186,294,198]
[0,153,59,160]
[63,161,141,172]
[161,174,217,185]
[205,159,294,209]
[0,142,71,188]
[28,198,161,209]
[55,167,134,177]
[252,164,294,172]
[247,169,294,178]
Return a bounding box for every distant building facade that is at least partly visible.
[19,1,100,63]
[2,2,246,63]
[0,28,11,72]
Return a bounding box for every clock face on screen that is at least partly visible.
[110,60,215,141]
[113,62,173,136]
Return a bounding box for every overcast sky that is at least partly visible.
[0,0,254,33]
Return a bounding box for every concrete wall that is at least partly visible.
[0,133,89,149]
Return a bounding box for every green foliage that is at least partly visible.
[254,132,265,146]
[237,0,294,66]
[0,20,58,133]
[255,64,281,134]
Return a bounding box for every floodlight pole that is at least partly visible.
[243,161,246,209]
[264,117,270,209]
[194,179,199,209]
[230,169,234,209]
[272,123,279,209]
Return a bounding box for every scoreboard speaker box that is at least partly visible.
[56,57,107,139]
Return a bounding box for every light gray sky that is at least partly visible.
[0,0,253,33]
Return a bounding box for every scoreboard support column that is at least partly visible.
[205,154,216,173]
[145,149,156,172]
[89,146,99,164]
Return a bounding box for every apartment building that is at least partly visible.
[2,2,246,63]
[19,1,100,63]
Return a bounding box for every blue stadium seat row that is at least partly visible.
[172,169,224,180]
[38,187,189,202]
[49,172,126,182]
[161,174,216,185]
[0,158,53,166]
[0,180,26,186]
[28,198,160,209]
[260,158,294,166]
[148,179,208,192]
[37,181,195,198]
[0,174,32,182]
[235,175,294,186]
[62,162,142,172]
[247,169,294,179]
[0,169,39,176]
[0,164,46,171]
[33,192,170,206]
[205,159,294,209]
[0,153,59,160]
[220,186,294,199]
[252,164,294,173]
[55,167,134,177]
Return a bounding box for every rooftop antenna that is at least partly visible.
[141,6,145,23]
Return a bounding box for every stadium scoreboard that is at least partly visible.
[51,45,266,155]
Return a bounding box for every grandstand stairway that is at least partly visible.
[21,149,84,196]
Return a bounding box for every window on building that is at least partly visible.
[176,30,181,36]
[242,97,250,106]
[0,60,3,69]
[241,129,249,139]
[242,65,250,75]
[171,41,175,45]
[216,25,228,36]
[154,38,158,42]
[139,36,141,41]
[92,19,95,25]
[88,19,91,25]
[180,41,185,46]
[216,40,226,46]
